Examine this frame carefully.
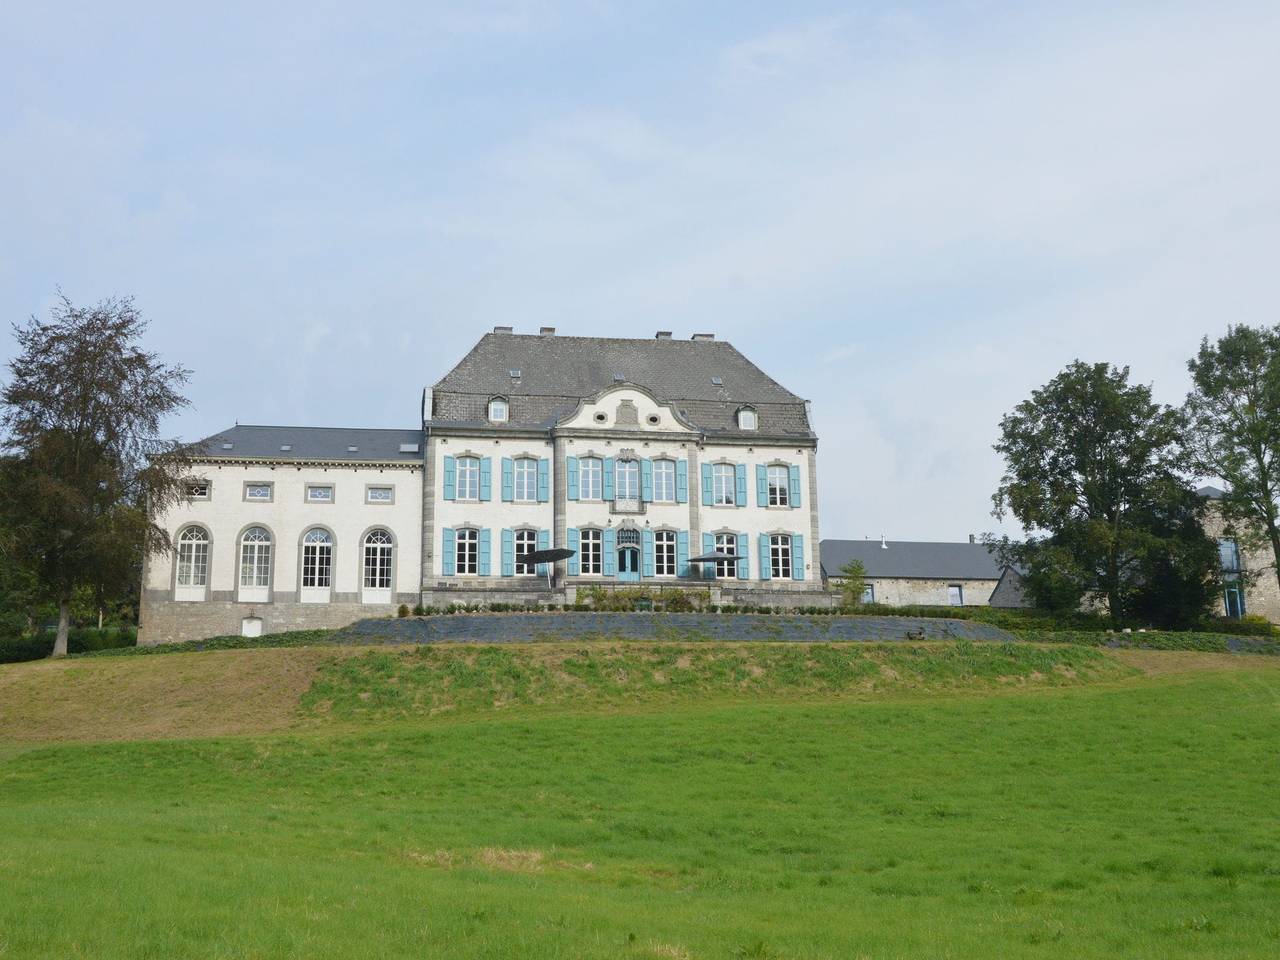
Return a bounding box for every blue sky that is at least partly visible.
[3,1,1278,540]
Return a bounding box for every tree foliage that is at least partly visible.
[993,361,1219,624]
[0,294,191,655]
[1184,324,1280,595]
[837,558,868,608]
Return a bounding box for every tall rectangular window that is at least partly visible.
[769,534,791,580]
[456,457,480,500]
[301,530,333,588]
[712,464,736,506]
[653,460,676,502]
[948,584,964,606]
[616,460,640,500]
[1218,538,1242,572]
[515,529,538,575]
[580,529,602,575]
[655,531,676,576]
[514,458,537,501]
[455,528,478,575]
[176,527,209,587]
[861,583,875,604]
[580,458,603,500]
[715,533,737,578]
[767,465,790,506]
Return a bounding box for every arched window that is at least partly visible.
[737,407,758,430]
[488,397,509,423]
[301,528,333,594]
[363,529,393,591]
[237,526,272,602]
[175,526,209,597]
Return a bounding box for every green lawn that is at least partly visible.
[1,649,1278,958]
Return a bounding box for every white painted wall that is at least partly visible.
[146,461,422,601]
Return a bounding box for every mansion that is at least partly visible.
[139,328,823,643]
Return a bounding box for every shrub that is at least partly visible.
[396,604,411,619]
[0,626,137,664]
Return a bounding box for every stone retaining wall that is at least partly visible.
[339,612,1016,644]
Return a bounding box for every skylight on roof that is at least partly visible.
[221,442,234,449]
[347,445,359,452]
[509,368,521,378]
[613,373,625,382]
[711,376,724,386]
[280,444,292,451]
[399,442,420,453]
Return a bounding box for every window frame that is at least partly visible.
[243,481,274,503]
[454,527,479,576]
[363,529,394,590]
[365,484,395,505]
[513,457,538,502]
[456,456,481,501]
[652,459,676,503]
[239,526,273,589]
[301,528,333,590]
[654,530,677,577]
[769,534,792,580]
[715,532,737,579]
[305,483,335,505]
[580,457,603,501]
[737,407,758,431]
[175,525,210,589]
[947,584,964,606]
[488,397,509,423]
[712,463,736,506]
[579,528,603,575]
[184,480,211,501]
[514,528,538,576]
[767,465,790,507]
[616,459,640,500]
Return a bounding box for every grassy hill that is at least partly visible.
[2,641,1278,958]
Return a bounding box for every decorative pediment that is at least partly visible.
[555,385,699,434]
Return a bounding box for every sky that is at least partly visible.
[3,1,1278,542]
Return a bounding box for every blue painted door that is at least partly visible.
[617,547,641,583]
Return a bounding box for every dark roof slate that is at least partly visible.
[431,333,811,437]
[820,539,1006,581]
[195,425,423,463]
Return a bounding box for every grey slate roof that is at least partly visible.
[431,333,812,438]
[1197,485,1226,500]
[820,539,1006,581]
[195,425,423,463]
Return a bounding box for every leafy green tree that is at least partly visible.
[837,558,868,608]
[993,361,1218,624]
[0,295,191,656]
[1185,324,1280,597]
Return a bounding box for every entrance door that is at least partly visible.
[618,547,641,583]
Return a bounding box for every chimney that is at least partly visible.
[539,326,556,337]
[655,331,672,340]
[492,325,513,335]
[969,534,976,544]
[691,333,715,341]
[880,535,888,549]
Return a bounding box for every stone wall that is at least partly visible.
[1202,506,1280,623]
[137,590,418,645]
[829,576,999,607]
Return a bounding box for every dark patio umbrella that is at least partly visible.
[687,551,742,563]
[518,548,576,586]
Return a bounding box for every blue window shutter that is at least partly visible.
[792,534,805,580]
[442,528,456,576]
[642,529,655,577]
[536,528,551,576]
[759,533,772,580]
[737,533,748,579]
[676,459,689,503]
[567,456,579,500]
[567,528,580,576]
[501,458,514,502]
[641,459,654,502]
[501,528,514,577]
[603,528,617,576]
[735,464,747,508]
[703,533,716,580]
[701,463,713,506]
[677,530,689,577]
[789,464,802,508]
[443,456,457,501]
[537,458,550,502]
[603,457,615,500]
[479,457,493,502]
[756,464,768,507]
[478,528,492,576]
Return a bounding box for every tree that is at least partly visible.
[992,361,1218,624]
[0,294,191,656]
[837,558,868,608]
[1184,324,1280,598]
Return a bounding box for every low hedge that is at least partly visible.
[1014,629,1280,655]
[0,626,138,664]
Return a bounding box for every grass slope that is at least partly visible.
[1,645,1278,958]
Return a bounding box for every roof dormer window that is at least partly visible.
[488,397,509,423]
[737,406,758,431]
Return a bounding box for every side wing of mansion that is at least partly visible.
[139,328,822,643]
